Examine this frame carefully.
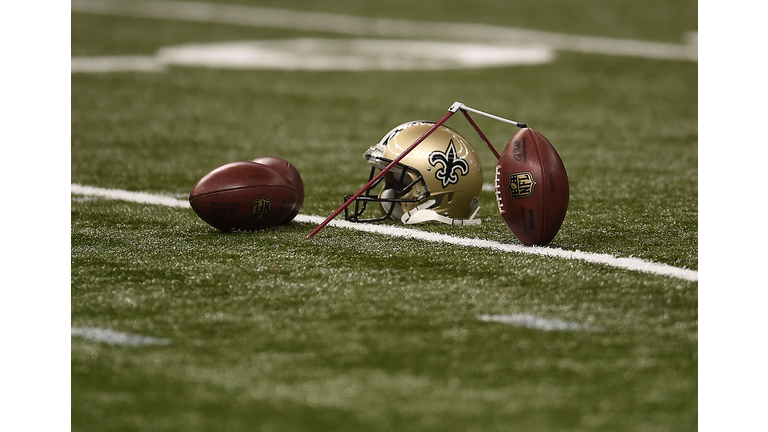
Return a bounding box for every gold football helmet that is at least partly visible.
[345,121,483,225]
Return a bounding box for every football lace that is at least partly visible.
[494,165,505,215]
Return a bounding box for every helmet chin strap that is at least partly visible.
[401,200,481,226]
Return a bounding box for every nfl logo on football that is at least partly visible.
[251,197,272,220]
[507,172,536,199]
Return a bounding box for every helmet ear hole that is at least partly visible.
[377,188,404,220]
[446,193,455,203]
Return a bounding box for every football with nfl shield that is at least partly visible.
[189,161,299,232]
[495,128,569,246]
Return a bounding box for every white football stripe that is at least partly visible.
[70,55,165,73]
[71,183,698,282]
[71,0,697,61]
[154,39,554,71]
[297,214,698,281]
[73,40,554,73]
[477,314,599,332]
[71,184,190,208]
[71,327,171,346]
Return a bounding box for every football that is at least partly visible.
[494,128,569,246]
[251,156,304,224]
[189,161,298,232]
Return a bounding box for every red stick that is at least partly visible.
[461,110,500,160]
[305,109,457,239]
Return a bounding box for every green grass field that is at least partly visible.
[71,1,698,430]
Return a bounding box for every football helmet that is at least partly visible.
[344,121,483,225]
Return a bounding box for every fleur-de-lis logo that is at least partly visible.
[429,139,469,188]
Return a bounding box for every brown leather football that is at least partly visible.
[189,161,298,232]
[495,128,569,246]
[251,156,304,224]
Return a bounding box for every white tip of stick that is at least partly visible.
[449,101,465,112]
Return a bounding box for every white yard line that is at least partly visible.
[477,314,600,332]
[70,55,165,73]
[71,184,698,282]
[72,39,554,73]
[72,184,189,208]
[71,327,171,346]
[71,0,697,61]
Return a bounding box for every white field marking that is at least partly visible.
[72,39,553,74]
[71,0,697,62]
[154,39,554,71]
[71,183,189,208]
[71,55,165,73]
[71,327,171,346]
[71,183,698,282]
[477,314,600,332]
